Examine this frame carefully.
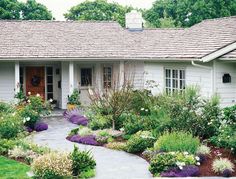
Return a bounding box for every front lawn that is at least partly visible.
[0,156,30,178]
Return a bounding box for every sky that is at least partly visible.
[19,0,155,20]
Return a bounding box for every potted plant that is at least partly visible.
[67,89,81,110]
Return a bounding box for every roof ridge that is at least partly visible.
[0,20,119,23]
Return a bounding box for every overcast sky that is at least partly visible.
[19,0,155,20]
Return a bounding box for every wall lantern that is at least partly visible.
[222,73,231,83]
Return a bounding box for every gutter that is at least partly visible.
[191,60,212,70]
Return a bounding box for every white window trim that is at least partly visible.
[164,68,186,94]
[102,65,113,89]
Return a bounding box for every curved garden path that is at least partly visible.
[31,116,152,179]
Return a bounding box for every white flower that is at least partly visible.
[195,156,200,161]
[145,109,148,112]
[231,148,234,151]
[49,98,53,103]
[183,151,189,155]
[36,93,40,97]
[27,100,31,103]
[170,152,176,155]
[140,108,144,111]
[12,112,16,116]
[26,117,30,121]
[208,122,212,125]
[28,91,31,95]
[196,162,200,166]
[179,166,183,170]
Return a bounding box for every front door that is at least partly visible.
[26,67,45,99]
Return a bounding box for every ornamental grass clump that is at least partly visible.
[196,145,211,163]
[212,158,234,177]
[154,131,200,154]
[32,152,73,178]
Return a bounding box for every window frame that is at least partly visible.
[103,65,113,89]
[165,68,185,94]
[80,67,93,87]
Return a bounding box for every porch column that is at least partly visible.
[14,61,20,94]
[95,63,102,91]
[69,61,74,94]
[119,61,125,88]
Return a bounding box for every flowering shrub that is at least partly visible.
[106,142,127,151]
[64,109,88,126]
[149,152,198,176]
[68,135,99,146]
[212,158,234,176]
[34,122,48,132]
[161,165,199,177]
[126,131,156,153]
[32,152,73,178]
[154,131,200,154]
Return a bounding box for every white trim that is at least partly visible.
[201,42,236,63]
[14,61,20,94]
[69,61,74,95]
[119,61,125,88]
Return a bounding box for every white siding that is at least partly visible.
[124,61,144,89]
[144,62,213,97]
[214,61,236,107]
[0,62,15,102]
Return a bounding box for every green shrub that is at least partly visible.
[149,152,197,176]
[0,114,24,139]
[88,112,111,130]
[0,139,18,155]
[126,131,156,153]
[0,102,15,115]
[123,113,145,135]
[70,146,96,177]
[154,131,200,154]
[32,152,72,178]
[67,89,81,106]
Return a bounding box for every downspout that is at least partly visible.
[191,60,214,97]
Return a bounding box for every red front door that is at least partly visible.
[26,67,45,99]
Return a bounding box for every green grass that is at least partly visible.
[0,156,30,179]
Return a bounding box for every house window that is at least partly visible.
[165,68,185,94]
[103,66,112,88]
[81,68,92,86]
[20,67,24,89]
[46,67,53,100]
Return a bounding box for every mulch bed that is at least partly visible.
[199,145,236,177]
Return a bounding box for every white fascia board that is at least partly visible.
[201,42,236,63]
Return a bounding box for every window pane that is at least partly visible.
[47,76,53,84]
[47,67,53,75]
[180,70,185,79]
[172,70,178,78]
[47,85,53,92]
[81,68,92,86]
[47,93,53,100]
[103,67,112,88]
[166,69,171,78]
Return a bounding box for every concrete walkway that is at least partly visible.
[31,116,152,179]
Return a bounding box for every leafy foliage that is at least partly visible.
[64,0,132,27]
[70,145,96,176]
[144,0,236,28]
[154,131,200,154]
[67,89,81,106]
[126,131,156,153]
[0,0,53,20]
[212,158,234,175]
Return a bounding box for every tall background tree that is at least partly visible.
[144,0,236,28]
[0,0,53,20]
[64,0,132,27]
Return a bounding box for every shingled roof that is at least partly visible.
[0,16,235,60]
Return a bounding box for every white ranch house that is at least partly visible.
[0,12,236,109]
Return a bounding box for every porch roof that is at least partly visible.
[0,16,235,61]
